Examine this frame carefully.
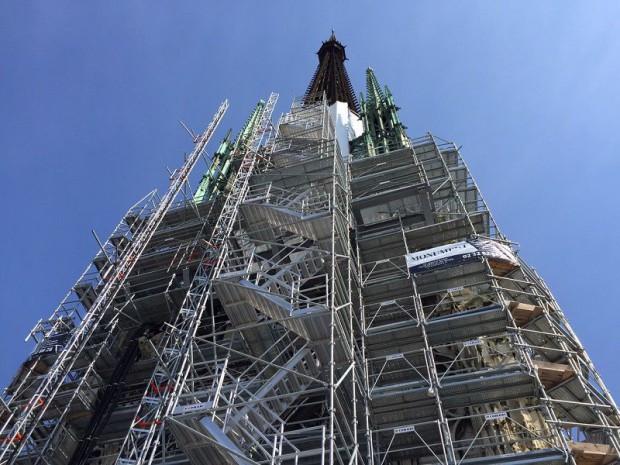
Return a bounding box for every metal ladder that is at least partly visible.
[115,92,278,465]
[0,100,229,465]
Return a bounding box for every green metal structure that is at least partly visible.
[193,100,265,202]
[351,68,409,158]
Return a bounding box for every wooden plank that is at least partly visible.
[508,301,543,327]
[488,259,516,276]
[533,360,575,389]
[571,442,618,465]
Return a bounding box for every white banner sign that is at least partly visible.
[173,401,212,415]
[405,239,517,274]
[463,339,483,347]
[394,425,416,434]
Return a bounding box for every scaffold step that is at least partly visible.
[226,348,317,427]
[519,316,570,363]
[372,398,439,426]
[123,213,145,234]
[458,448,566,465]
[425,304,508,346]
[370,379,430,402]
[170,350,319,465]
[93,255,111,275]
[545,376,606,424]
[235,279,328,339]
[240,202,332,242]
[278,119,323,137]
[5,356,56,398]
[216,273,349,364]
[402,212,490,253]
[440,370,535,409]
[74,283,97,310]
[350,146,416,178]
[351,177,424,208]
[110,234,131,252]
[168,416,251,465]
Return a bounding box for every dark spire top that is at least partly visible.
[304,32,360,113]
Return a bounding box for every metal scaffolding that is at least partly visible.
[351,132,620,465]
[165,93,363,465]
[0,100,230,465]
[1,37,619,465]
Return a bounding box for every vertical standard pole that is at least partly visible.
[322,424,326,465]
[0,101,229,465]
[328,95,336,465]
[347,158,359,465]
[411,276,457,465]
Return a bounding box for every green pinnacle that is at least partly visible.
[351,68,409,158]
[193,100,265,202]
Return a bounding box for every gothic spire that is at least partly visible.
[304,32,360,112]
[350,68,409,158]
[194,100,265,202]
[365,67,386,106]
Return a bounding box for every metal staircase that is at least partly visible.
[169,343,321,465]
[113,93,278,465]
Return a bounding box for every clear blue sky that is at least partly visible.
[1,2,619,398]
